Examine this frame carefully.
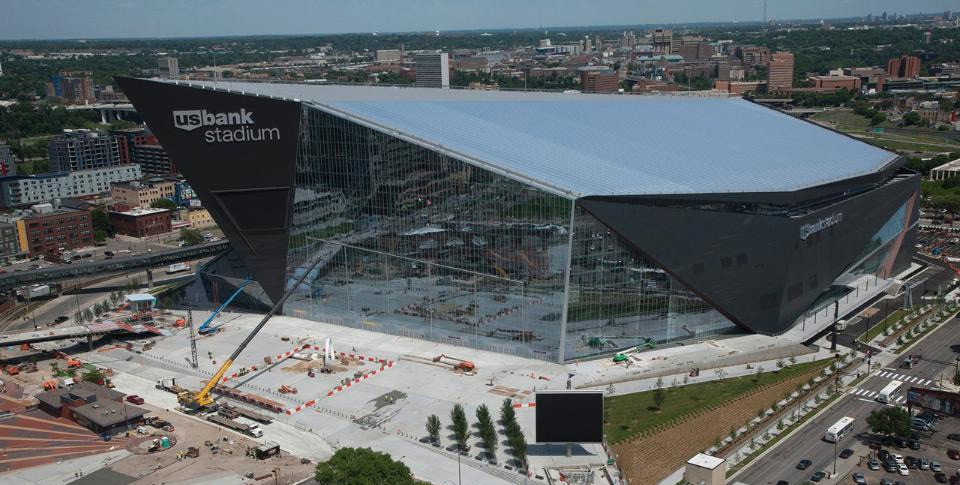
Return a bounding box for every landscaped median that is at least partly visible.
[605,358,832,485]
[859,308,908,344]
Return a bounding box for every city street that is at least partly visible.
[735,315,960,484]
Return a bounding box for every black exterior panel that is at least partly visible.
[580,174,919,335]
[115,77,302,303]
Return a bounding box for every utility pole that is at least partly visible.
[188,308,198,369]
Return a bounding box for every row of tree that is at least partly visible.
[73,288,139,324]
[426,398,528,468]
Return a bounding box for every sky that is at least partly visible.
[1,0,956,40]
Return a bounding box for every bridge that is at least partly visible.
[0,240,230,291]
[0,320,166,349]
[64,102,139,124]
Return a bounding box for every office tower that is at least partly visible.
[767,51,795,91]
[415,52,449,88]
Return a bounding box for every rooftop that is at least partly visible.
[72,399,149,428]
[687,453,725,470]
[110,207,169,217]
[932,157,960,172]
[158,79,898,198]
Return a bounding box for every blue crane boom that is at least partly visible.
[198,276,253,335]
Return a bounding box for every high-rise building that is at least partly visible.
[583,36,592,52]
[886,55,921,78]
[48,130,122,172]
[652,29,674,54]
[579,67,620,94]
[121,77,920,363]
[110,127,150,166]
[0,58,4,77]
[767,51,795,91]
[415,52,449,88]
[0,165,141,208]
[15,207,94,257]
[133,142,177,176]
[0,144,15,177]
[923,31,933,45]
[157,57,179,78]
[46,71,96,105]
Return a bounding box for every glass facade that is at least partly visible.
[282,104,739,362]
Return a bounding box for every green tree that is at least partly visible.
[91,208,113,237]
[451,403,469,450]
[425,414,441,443]
[83,308,93,322]
[150,198,177,210]
[81,367,104,384]
[314,447,414,485]
[180,228,203,246]
[653,387,666,410]
[500,398,516,426]
[866,406,911,440]
[903,111,922,126]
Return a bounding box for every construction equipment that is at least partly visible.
[177,257,323,413]
[66,359,82,369]
[187,308,198,369]
[612,353,629,363]
[197,276,253,335]
[4,365,19,375]
[278,384,298,394]
[432,354,476,372]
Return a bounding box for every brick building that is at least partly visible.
[887,55,921,78]
[109,208,172,238]
[767,52,795,91]
[110,179,176,210]
[579,67,620,93]
[809,75,862,91]
[15,207,94,257]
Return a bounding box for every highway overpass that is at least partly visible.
[0,241,229,291]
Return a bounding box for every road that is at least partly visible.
[836,254,954,350]
[1,268,196,334]
[735,315,960,484]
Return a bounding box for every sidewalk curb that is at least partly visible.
[727,368,860,482]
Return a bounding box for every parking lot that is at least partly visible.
[840,412,960,484]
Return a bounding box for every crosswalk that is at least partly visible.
[849,388,906,403]
[876,370,933,386]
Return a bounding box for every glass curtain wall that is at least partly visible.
[286,104,572,361]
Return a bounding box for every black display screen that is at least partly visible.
[535,391,603,443]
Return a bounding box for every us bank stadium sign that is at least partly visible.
[800,212,843,241]
[172,109,280,143]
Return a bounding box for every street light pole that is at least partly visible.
[833,439,838,476]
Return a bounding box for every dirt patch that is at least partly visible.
[281,357,367,374]
[611,364,827,485]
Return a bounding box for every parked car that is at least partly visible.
[947,449,960,460]
[921,458,930,469]
[935,472,948,483]
[931,460,941,472]
[910,439,921,450]
[948,433,960,441]
[868,459,881,470]
[852,473,866,485]
[840,448,854,459]
[125,395,144,405]
[898,464,910,475]
[810,471,826,482]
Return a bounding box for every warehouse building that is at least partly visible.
[118,77,919,363]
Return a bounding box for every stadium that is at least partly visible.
[117,77,919,363]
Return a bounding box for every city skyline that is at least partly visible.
[1,0,957,40]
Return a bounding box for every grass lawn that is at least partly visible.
[603,359,827,444]
[860,309,908,343]
[810,111,874,130]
